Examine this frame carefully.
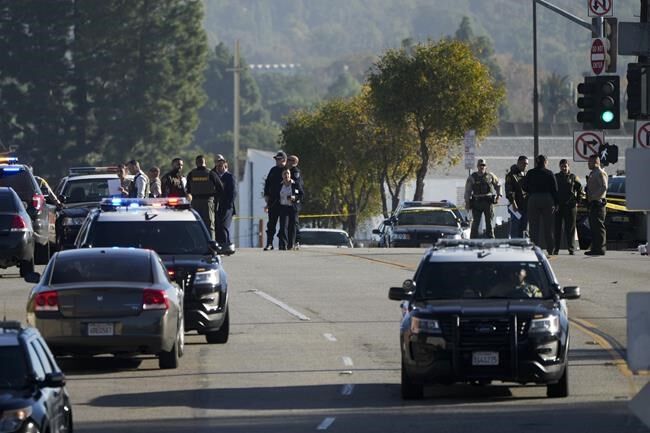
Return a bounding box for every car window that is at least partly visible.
[51,254,153,284]
[0,346,29,388]
[26,342,46,381]
[398,210,457,226]
[35,339,60,373]
[62,179,113,203]
[0,169,36,201]
[416,261,551,300]
[87,221,211,255]
[30,341,53,375]
[300,231,350,246]
[0,191,18,212]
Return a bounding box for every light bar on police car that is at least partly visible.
[0,156,19,164]
[68,166,120,175]
[100,197,191,209]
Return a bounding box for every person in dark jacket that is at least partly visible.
[277,168,304,250]
[186,155,223,240]
[287,154,304,248]
[505,155,529,238]
[522,154,558,255]
[263,151,287,250]
[553,159,583,255]
[161,158,187,198]
[212,154,236,254]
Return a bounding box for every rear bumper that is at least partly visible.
[0,232,33,267]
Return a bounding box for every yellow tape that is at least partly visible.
[606,202,628,212]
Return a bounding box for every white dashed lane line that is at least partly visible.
[323,333,337,342]
[251,289,311,321]
[341,356,354,367]
[317,417,336,430]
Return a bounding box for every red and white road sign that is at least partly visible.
[591,38,606,75]
[588,0,613,17]
[635,121,650,148]
[573,130,604,162]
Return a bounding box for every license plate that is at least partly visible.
[472,351,499,366]
[87,323,114,336]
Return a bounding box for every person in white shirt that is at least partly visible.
[277,168,304,250]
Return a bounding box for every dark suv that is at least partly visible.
[0,320,73,433]
[0,158,56,264]
[74,198,230,344]
[389,239,580,399]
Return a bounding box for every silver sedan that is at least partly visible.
[25,248,184,369]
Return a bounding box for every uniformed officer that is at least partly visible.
[553,159,583,255]
[505,155,528,238]
[126,160,150,198]
[511,269,542,298]
[161,158,187,198]
[585,154,608,256]
[464,159,502,238]
[186,155,223,240]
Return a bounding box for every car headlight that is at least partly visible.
[393,233,410,240]
[62,217,86,226]
[529,315,560,334]
[410,317,441,334]
[194,269,220,286]
[0,406,32,431]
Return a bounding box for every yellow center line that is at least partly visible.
[332,251,417,271]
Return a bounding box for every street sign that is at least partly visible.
[588,0,613,17]
[591,38,606,75]
[464,130,476,170]
[635,121,650,148]
[573,130,604,162]
[619,22,650,56]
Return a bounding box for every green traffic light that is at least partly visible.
[601,110,615,123]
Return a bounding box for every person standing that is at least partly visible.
[505,155,529,238]
[287,154,304,248]
[117,164,132,197]
[585,154,608,256]
[148,166,162,198]
[126,160,150,198]
[277,168,304,250]
[161,158,187,198]
[212,154,236,254]
[553,159,583,255]
[186,155,223,240]
[522,155,558,255]
[464,159,502,238]
[262,151,287,250]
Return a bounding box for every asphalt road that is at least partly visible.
[1,247,648,432]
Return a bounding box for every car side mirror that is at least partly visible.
[561,286,581,300]
[389,286,411,301]
[372,229,381,235]
[42,372,65,388]
[24,272,41,284]
[60,195,68,204]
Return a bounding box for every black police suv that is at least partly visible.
[389,239,580,399]
[0,187,35,277]
[0,320,73,433]
[74,198,229,344]
[0,158,56,264]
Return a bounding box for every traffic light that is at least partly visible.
[595,75,620,130]
[604,18,617,73]
[627,63,644,119]
[577,76,598,128]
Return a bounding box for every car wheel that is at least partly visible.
[205,308,229,344]
[19,257,35,278]
[158,328,180,369]
[546,363,569,398]
[401,360,424,400]
[34,241,50,265]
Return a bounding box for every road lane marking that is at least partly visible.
[333,251,416,271]
[341,356,354,367]
[341,384,355,396]
[317,417,335,430]
[252,290,310,321]
[323,333,337,342]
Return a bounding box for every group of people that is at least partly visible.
[262,151,304,251]
[464,153,608,256]
[117,155,237,254]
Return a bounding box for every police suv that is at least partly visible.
[389,239,580,399]
[74,198,230,344]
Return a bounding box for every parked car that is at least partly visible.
[0,187,35,277]
[25,247,184,369]
[0,320,73,433]
[299,228,354,248]
[389,238,579,400]
[0,157,56,264]
[74,197,230,344]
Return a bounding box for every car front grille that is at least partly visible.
[459,318,511,347]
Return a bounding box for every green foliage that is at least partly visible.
[540,72,573,124]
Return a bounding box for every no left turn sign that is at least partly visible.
[588,0,613,17]
[635,121,650,149]
[573,130,604,162]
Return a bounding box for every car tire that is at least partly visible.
[546,363,569,398]
[205,308,229,344]
[19,257,35,278]
[401,360,424,400]
[34,241,50,265]
[159,327,180,369]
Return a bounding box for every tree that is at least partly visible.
[540,72,572,124]
[326,69,362,99]
[367,40,504,201]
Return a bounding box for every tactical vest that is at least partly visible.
[471,172,492,195]
[128,172,150,198]
[188,168,216,196]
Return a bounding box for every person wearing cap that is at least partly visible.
[212,154,236,254]
[522,154,558,255]
[186,154,223,240]
[126,160,150,198]
[505,155,529,238]
[262,150,287,250]
[464,159,502,238]
[286,155,304,248]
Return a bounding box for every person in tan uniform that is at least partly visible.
[464,159,502,238]
[585,154,608,256]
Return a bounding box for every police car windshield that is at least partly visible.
[415,261,552,300]
[88,221,211,255]
[398,210,457,226]
[0,346,29,389]
[63,179,115,203]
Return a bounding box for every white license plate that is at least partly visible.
[87,323,114,336]
[472,351,499,366]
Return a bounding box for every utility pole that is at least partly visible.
[533,0,539,158]
[233,40,241,246]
